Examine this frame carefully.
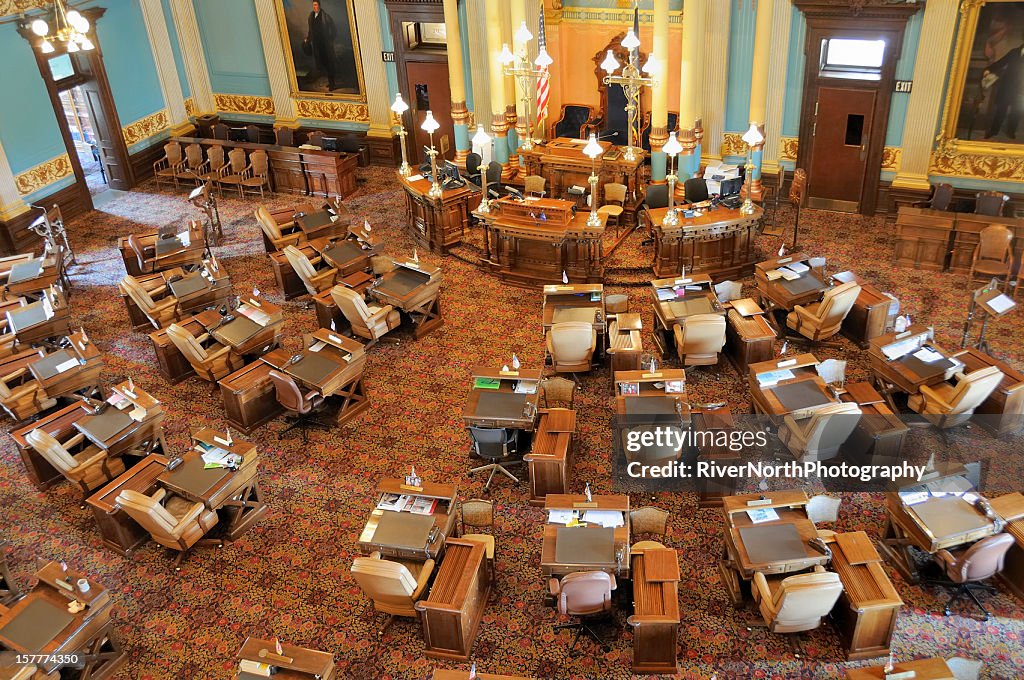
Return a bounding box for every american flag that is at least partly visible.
[535,1,550,132]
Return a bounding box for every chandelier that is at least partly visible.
[29,1,93,54]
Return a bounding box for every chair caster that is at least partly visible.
[944,608,952,617]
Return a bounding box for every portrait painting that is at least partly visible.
[277,0,364,98]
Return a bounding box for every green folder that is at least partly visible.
[473,377,501,390]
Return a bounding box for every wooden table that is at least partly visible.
[86,454,169,556]
[541,494,630,578]
[649,204,761,280]
[868,325,962,410]
[117,221,207,276]
[416,538,491,661]
[370,261,443,339]
[846,657,954,679]
[650,274,724,357]
[749,353,839,423]
[523,408,575,506]
[28,331,103,401]
[399,172,477,253]
[462,367,541,432]
[357,478,458,561]
[235,636,336,680]
[627,544,680,674]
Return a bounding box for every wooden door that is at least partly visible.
[807,87,876,212]
[405,61,454,166]
[74,53,132,190]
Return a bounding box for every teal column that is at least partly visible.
[751,145,764,182]
[493,133,510,165]
[651,152,666,182]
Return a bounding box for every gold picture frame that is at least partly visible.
[275,0,366,102]
[934,0,1024,180]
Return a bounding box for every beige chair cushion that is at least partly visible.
[673,313,726,365]
[754,567,844,634]
[779,402,862,462]
[546,322,597,372]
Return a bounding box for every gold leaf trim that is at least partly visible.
[780,137,799,161]
[122,109,170,147]
[0,0,48,18]
[295,99,370,124]
[721,133,746,158]
[930,136,1024,181]
[881,147,902,173]
[184,98,197,118]
[213,94,275,116]
[15,154,73,196]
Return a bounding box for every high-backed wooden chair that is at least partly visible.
[913,183,955,211]
[546,322,597,374]
[153,142,183,190]
[629,506,669,545]
[119,274,178,329]
[240,150,270,199]
[785,281,861,346]
[166,323,243,386]
[970,224,1014,286]
[778,402,862,462]
[283,245,338,297]
[255,206,304,252]
[216,148,248,197]
[331,285,400,346]
[598,182,627,234]
[195,145,227,186]
[0,368,55,421]
[25,428,125,496]
[673,314,727,367]
[460,498,496,580]
[115,488,221,569]
[351,552,434,637]
[541,375,577,409]
[524,175,547,198]
[974,191,1009,217]
[908,366,1004,431]
[175,143,206,186]
[275,127,296,146]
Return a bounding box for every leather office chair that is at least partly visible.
[460,498,496,583]
[268,369,327,443]
[541,375,577,409]
[255,205,304,252]
[275,127,296,146]
[549,571,617,656]
[468,426,523,493]
[524,175,546,198]
[153,142,183,191]
[684,177,709,203]
[907,366,1004,431]
[970,224,1013,286]
[629,506,669,542]
[785,281,861,346]
[240,150,271,199]
[778,402,862,463]
[805,494,842,526]
[485,162,503,198]
[465,152,483,185]
[673,314,726,367]
[974,190,1009,216]
[927,533,1014,620]
[195,146,227,186]
[166,323,243,386]
[26,428,124,497]
[330,285,401,347]
[0,368,55,421]
[714,280,743,303]
[752,566,844,656]
[546,322,597,374]
[119,274,178,330]
[914,183,955,211]
[115,488,221,569]
[216,148,248,197]
[598,183,627,233]
[350,552,434,638]
[127,233,158,274]
[643,184,669,210]
[283,245,337,298]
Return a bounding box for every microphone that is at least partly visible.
[596,132,618,141]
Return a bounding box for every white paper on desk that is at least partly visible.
[582,510,624,528]
[684,285,702,291]
[55,358,79,373]
[756,368,794,386]
[779,268,801,281]
[656,288,675,301]
[899,490,929,505]
[407,174,424,182]
[176,231,191,246]
[926,476,973,494]
[787,261,810,273]
[987,293,1016,315]
[882,337,919,361]
[765,269,784,281]
[831,270,856,284]
[377,493,410,511]
[308,341,326,352]
[913,347,944,363]
[514,380,538,394]
[746,508,779,524]
[240,305,272,327]
[548,509,574,525]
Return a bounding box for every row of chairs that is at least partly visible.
[153,142,270,198]
[917,183,1011,217]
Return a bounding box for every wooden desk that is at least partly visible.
[117,222,207,276]
[399,173,477,253]
[219,360,284,435]
[893,207,955,271]
[649,204,761,280]
[846,657,954,680]
[523,408,575,506]
[628,544,680,674]
[650,274,723,357]
[613,369,689,466]
[270,235,374,299]
[823,531,903,660]
[754,252,829,317]
[541,494,630,578]
[836,273,896,348]
[954,347,1024,436]
[718,490,827,605]
[235,636,336,680]
[294,207,353,243]
[357,478,457,561]
[542,283,606,336]
[370,261,443,339]
[839,383,908,465]
[749,353,837,422]
[28,331,103,401]
[0,562,124,678]
[0,540,20,606]
[995,493,1024,603]
[462,367,541,431]
[416,538,491,661]
[119,266,232,331]
[312,270,374,334]
[693,405,740,508]
[476,198,605,286]
[86,454,169,556]
[5,294,72,346]
[725,298,776,373]
[607,313,642,384]
[2,255,59,299]
[868,325,961,409]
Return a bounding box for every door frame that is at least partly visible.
[794,3,919,215]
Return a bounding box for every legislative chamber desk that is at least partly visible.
[270,234,377,299]
[86,453,169,556]
[28,330,103,400]
[0,562,124,679]
[399,173,477,253]
[627,543,680,674]
[358,478,458,561]
[173,136,359,198]
[235,636,336,680]
[650,274,724,357]
[693,405,740,507]
[522,408,576,505]
[954,347,1024,436]
[6,293,72,346]
[519,137,645,228]
[476,198,605,286]
[120,265,232,331]
[462,366,541,432]
[613,369,689,467]
[846,657,954,680]
[748,353,839,424]
[839,383,908,466]
[117,221,207,276]
[867,325,963,410]
[994,492,1024,603]
[833,271,897,348]
[219,360,283,434]
[371,260,444,339]
[416,538,491,661]
[649,204,761,280]
[2,255,59,299]
[541,494,630,578]
[894,205,1024,273]
[724,298,776,373]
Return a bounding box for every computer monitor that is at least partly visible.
[321,136,339,152]
[443,160,461,182]
[228,127,248,142]
[720,176,743,198]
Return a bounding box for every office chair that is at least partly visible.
[283,245,338,297]
[25,428,125,497]
[351,552,434,638]
[268,369,328,443]
[166,323,243,387]
[549,571,617,656]
[119,274,179,330]
[925,533,1014,620]
[126,233,158,274]
[640,184,669,246]
[486,162,503,198]
[751,566,844,657]
[673,314,726,367]
[115,488,222,569]
[0,368,56,422]
[913,183,955,211]
[974,190,1009,217]
[255,205,305,252]
[465,152,482,185]
[907,366,1003,434]
[969,224,1013,287]
[541,376,577,410]
[330,285,401,347]
[785,281,862,347]
[683,177,709,204]
[460,498,497,583]
[778,402,862,463]
[714,280,743,303]
[946,657,984,680]
[805,494,842,526]
[524,175,547,198]
[629,506,669,543]
[546,322,597,374]
[468,426,523,493]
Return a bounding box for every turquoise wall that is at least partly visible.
[884,8,921,148]
[96,1,165,126]
[781,6,806,138]
[724,0,756,133]
[193,0,271,97]
[162,0,191,99]
[377,0,399,105]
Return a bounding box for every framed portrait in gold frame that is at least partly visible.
[276,0,366,101]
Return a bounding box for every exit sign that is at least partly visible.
[895,80,913,93]
[382,51,395,62]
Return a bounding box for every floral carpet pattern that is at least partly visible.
[2,167,1023,679]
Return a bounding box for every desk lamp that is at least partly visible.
[583,133,605,227]
[390,94,411,177]
[421,111,442,198]
[472,125,492,213]
[740,123,764,215]
[662,131,683,226]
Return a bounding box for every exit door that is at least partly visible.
[807,87,876,213]
[404,61,453,166]
[73,53,132,190]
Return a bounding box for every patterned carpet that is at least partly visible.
[2,166,1023,680]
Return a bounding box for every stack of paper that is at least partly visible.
[757,369,795,386]
[548,509,574,525]
[582,510,624,528]
[746,507,779,523]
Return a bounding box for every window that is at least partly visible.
[844,114,865,146]
[402,21,447,50]
[48,54,75,82]
[820,38,886,80]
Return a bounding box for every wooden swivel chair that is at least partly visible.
[927,533,1014,621]
[752,566,844,656]
[153,142,183,190]
[216,148,248,197]
[0,368,56,421]
[165,323,243,386]
[268,369,327,443]
[283,245,337,298]
[969,224,1013,287]
[524,175,546,198]
[25,428,125,497]
[330,285,400,347]
[673,314,727,367]
[240,150,271,199]
[546,322,597,374]
[126,233,158,274]
[598,183,627,234]
[778,402,862,463]
[119,274,178,330]
[115,488,221,569]
[785,281,861,346]
[549,571,617,656]
[255,206,305,252]
[175,143,206,186]
[974,191,1009,216]
[907,366,1004,432]
[468,426,523,493]
[350,552,435,637]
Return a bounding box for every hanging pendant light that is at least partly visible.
[27,1,94,54]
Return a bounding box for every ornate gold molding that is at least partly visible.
[214,94,275,116]
[930,135,1024,181]
[122,109,170,147]
[780,137,799,161]
[15,154,73,196]
[775,137,901,171]
[881,146,902,173]
[294,99,370,123]
[721,133,745,158]
[0,0,47,18]
[184,98,197,118]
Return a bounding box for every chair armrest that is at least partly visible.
[2,367,28,383]
[73,449,107,471]
[311,268,338,291]
[195,332,212,345]
[153,488,167,503]
[935,549,957,572]
[752,571,771,605]
[365,304,395,324]
[273,233,303,249]
[148,284,169,298]
[412,558,435,600]
[5,382,39,401]
[204,344,233,362]
[548,577,561,596]
[792,304,819,323]
[171,501,206,531]
[63,432,86,449]
[151,297,178,313]
[919,383,954,410]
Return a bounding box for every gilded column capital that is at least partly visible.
[451,101,471,126]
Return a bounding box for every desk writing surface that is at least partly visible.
[731,298,765,317]
[297,209,334,232]
[552,307,597,324]
[555,526,615,565]
[160,454,229,499]
[0,598,74,652]
[624,396,680,415]
[7,259,43,284]
[667,298,715,318]
[321,240,364,265]
[168,273,211,299]
[214,315,263,347]
[288,352,344,386]
[738,524,808,565]
[154,236,188,256]
[770,380,833,412]
[7,303,49,331]
[378,267,430,297]
[910,496,991,539]
[473,391,529,419]
[372,510,435,550]
[778,274,826,296]
[845,657,953,679]
[896,352,955,382]
[74,408,134,444]
[31,349,79,381]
